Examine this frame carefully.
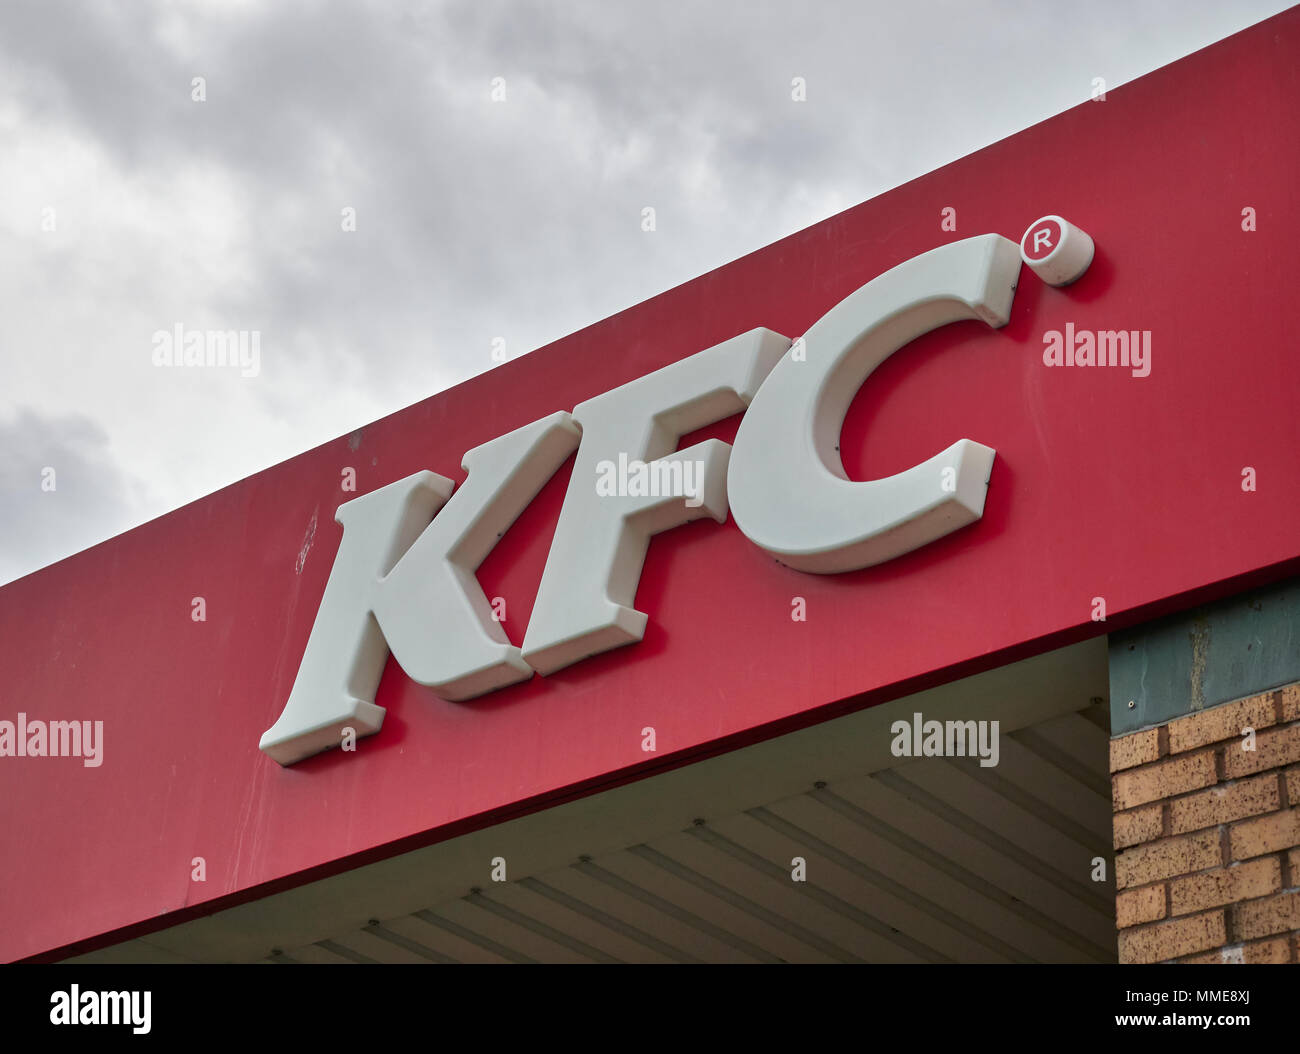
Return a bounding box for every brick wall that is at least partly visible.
[1110,683,1300,963]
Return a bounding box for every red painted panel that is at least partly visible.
[2,10,1298,961]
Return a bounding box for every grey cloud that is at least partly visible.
[0,0,1290,583]
[0,409,146,585]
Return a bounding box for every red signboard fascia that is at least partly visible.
[2,9,1298,962]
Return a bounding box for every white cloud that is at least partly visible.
[0,0,1291,584]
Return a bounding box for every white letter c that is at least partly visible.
[727,234,1021,574]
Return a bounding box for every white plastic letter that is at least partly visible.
[260,412,579,765]
[259,472,453,765]
[373,413,580,698]
[520,329,789,675]
[727,234,1021,573]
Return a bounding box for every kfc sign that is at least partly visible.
[262,226,1082,765]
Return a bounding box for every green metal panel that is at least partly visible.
[1110,576,1300,736]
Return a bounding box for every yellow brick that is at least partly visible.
[1114,804,1165,849]
[1168,774,1279,835]
[1222,725,1300,779]
[1182,938,1292,963]
[1117,884,1167,928]
[1168,857,1280,915]
[1285,765,1300,806]
[1111,728,1162,772]
[1113,751,1216,810]
[1169,694,1277,753]
[1279,684,1300,723]
[1116,829,1222,890]
[1119,910,1226,964]
[1242,937,1293,963]
[1230,890,1300,941]
[1229,807,1300,860]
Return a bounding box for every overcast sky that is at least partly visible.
[0,0,1290,586]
